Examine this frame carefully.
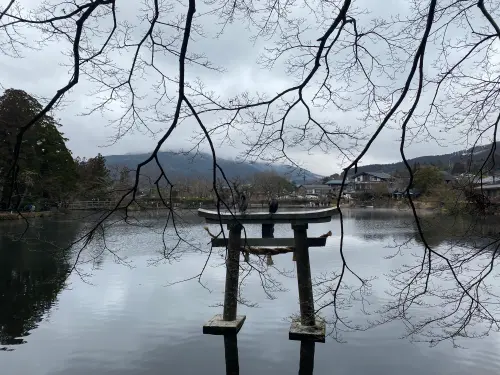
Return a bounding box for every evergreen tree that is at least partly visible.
[412,165,444,195]
[74,154,112,200]
[0,89,77,209]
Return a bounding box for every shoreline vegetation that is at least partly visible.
[0,201,451,221]
[1,90,496,220]
[0,211,59,221]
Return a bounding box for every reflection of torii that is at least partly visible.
[220,334,316,375]
[298,341,315,375]
[223,335,239,375]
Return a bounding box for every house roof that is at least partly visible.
[352,171,392,180]
[472,175,499,184]
[475,184,500,190]
[300,184,331,189]
[325,179,344,185]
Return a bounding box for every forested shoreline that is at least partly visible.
[0,89,111,211]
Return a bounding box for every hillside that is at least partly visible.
[348,142,500,176]
[104,151,323,184]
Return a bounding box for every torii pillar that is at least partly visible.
[198,207,337,342]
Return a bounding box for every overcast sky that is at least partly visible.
[0,0,483,176]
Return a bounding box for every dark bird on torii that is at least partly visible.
[239,193,248,213]
[269,197,279,214]
[263,197,278,239]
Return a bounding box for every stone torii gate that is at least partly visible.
[198,207,337,343]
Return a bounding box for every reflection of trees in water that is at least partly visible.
[329,209,500,344]
[361,233,398,242]
[0,221,79,346]
[346,209,500,250]
[372,213,500,344]
[346,209,420,245]
[415,215,500,250]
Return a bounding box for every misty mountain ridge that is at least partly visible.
[104,151,323,184]
[349,142,500,176]
[104,142,499,185]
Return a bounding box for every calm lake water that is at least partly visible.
[1,209,500,374]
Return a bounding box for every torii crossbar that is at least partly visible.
[198,207,337,343]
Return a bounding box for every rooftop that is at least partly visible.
[325,179,344,185]
[352,171,392,179]
[300,184,332,189]
[475,184,500,190]
[472,175,500,184]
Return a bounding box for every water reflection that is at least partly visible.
[299,341,315,375]
[0,220,79,347]
[221,334,316,375]
[2,210,500,374]
[223,335,239,375]
[347,208,500,250]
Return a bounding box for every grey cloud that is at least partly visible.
[0,0,479,177]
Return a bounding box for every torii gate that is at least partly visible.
[198,207,336,343]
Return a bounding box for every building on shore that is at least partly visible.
[325,179,345,191]
[296,184,332,198]
[351,172,392,192]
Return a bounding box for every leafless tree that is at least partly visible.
[251,171,294,201]
[3,0,500,345]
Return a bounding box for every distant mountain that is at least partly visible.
[104,151,323,184]
[347,142,500,176]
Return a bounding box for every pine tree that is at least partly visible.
[0,89,77,208]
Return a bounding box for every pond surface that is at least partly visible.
[1,209,499,374]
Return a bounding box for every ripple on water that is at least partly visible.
[453,342,500,373]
